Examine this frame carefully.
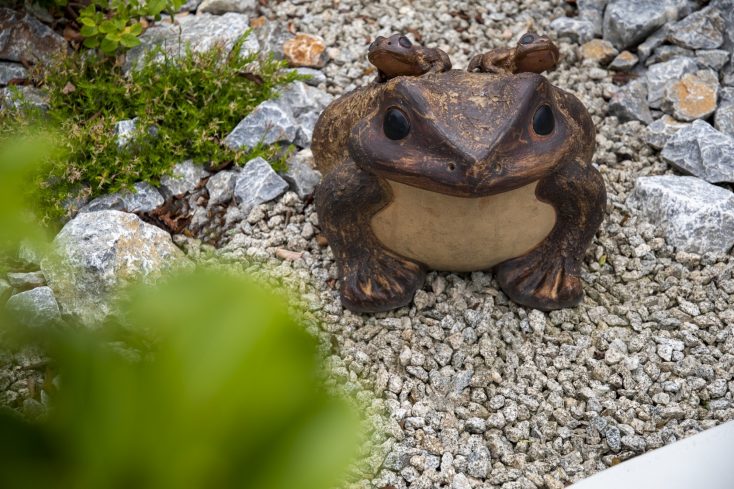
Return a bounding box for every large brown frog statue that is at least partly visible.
[312,33,606,313]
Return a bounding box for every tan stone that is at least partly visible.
[663,72,718,122]
[580,39,618,64]
[283,33,328,68]
[371,180,556,272]
[609,50,638,71]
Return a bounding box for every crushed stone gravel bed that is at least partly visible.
[224,0,733,487]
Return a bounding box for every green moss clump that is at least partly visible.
[0,33,302,224]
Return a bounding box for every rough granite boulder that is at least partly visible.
[0,8,66,65]
[0,62,27,86]
[644,115,689,150]
[233,157,289,215]
[602,0,684,50]
[206,168,239,207]
[80,182,164,214]
[197,0,257,14]
[666,6,724,50]
[160,160,210,197]
[608,79,653,124]
[224,99,298,149]
[282,149,321,198]
[661,120,734,183]
[661,71,719,122]
[41,210,190,326]
[124,13,259,72]
[627,175,734,255]
[549,17,596,44]
[5,286,61,327]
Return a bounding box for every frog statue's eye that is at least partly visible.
[532,104,554,136]
[384,107,411,140]
[519,33,536,45]
[398,36,413,48]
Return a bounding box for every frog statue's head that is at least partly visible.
[347,70,594,197]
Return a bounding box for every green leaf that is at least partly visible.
[79,25,98,37]
[105,32,122,43]
[98,20,115,34]
[83,37,100,48]
[79,16,97,27]
[100,37,119,54]
[120,33,141,48]
[128,22,143,36]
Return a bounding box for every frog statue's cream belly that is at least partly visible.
[371,179,557,272]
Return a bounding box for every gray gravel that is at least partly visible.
[156,1,734,487]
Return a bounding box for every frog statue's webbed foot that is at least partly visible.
[495,158,606,311]
[315,160,426,313]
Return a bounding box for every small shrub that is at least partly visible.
[0,33,302,224]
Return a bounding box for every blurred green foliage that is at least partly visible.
[0,135,362,489]
[0,33,302,224]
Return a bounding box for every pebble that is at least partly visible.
[283,33,328,68]
[6,271,46,290]
[581,39,618,64]
[550,17,596,44]
[661,71,719,121]
[608,51,638,71]
[197,0,256,14]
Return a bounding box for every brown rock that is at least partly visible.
[283,33,328,68]
[0,8,66,65]
[663,71,719,122]
[608,50,638,71]
[580,39,618,64]
[250,16,267,29]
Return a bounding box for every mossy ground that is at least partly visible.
[0,33,303,225]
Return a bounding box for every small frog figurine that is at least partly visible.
[312,33,605,313]
[468,32,560,74]
[368,33,452,82]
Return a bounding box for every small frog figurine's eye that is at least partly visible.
[398,36,413,48]
[519,34,535,45]
[384,108,411,140]
[532,104,554,136]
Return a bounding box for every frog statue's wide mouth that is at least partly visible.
[347,70,578,198]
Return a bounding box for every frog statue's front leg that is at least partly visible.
[315,159,426,313]
[494,157,606,311]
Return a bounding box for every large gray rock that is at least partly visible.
[644,115,689,150]
[160,160,210,197]
[0,62,27,86]
[549,17,596,44]
[645,57,698,109]
[224,99,298,149]
[608,79,653,124]
[206,168,239,207]
[233,157,289,214]
[125,13,259,72]
[282,149,321,198]
[197,0,256,14]
[5,287,61,327]
[42,210,190,326]
[645,45,694,66]
[602,0,684,50]
[278,81,333,117]
[0,9,66,65]
[80,182,164,214]
[661,120,734,183]
[627,176,734,255]
[667,6,725,50]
